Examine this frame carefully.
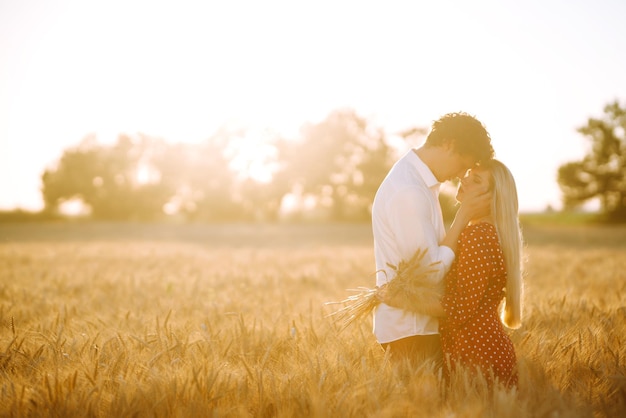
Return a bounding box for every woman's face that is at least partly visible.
[456,167,491,202]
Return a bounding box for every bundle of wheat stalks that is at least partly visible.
[326,249,444,331]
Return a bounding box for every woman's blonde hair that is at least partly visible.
[484,159,524,329]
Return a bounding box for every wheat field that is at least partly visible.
[0,222,625,417]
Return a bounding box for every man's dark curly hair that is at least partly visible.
[425,112,494,164]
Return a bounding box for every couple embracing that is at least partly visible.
[372,112,523,388]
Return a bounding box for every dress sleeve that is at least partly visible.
[442,224,500,328]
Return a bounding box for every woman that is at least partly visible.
[438,159,523,388]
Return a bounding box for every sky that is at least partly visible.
[1,0,625,213]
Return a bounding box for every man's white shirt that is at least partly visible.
[371,149,455,343]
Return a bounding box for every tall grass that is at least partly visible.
[0,224,625,417]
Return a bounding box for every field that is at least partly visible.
[1,222,625,417]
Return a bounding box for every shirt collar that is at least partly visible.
[408,149,440,190]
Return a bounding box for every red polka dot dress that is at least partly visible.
[439,222,518,387]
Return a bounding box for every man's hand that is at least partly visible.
[457,185,492,224]
[441,183,492,254]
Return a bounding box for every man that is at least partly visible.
[372,112,494,365]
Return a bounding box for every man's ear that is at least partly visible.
[441,140,455,155]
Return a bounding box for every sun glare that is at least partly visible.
[57,197,91,217]
[226,128,280,183]
[135,164,160,185]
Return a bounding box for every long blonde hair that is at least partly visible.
[485,159,524,329]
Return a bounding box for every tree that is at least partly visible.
[41,134,175,220]
[181,135,243,222]
[275,109,395,221]
[557,100,626,221]
[40,127,284,222]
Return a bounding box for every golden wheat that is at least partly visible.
[0,225,624,417]
[325,248,443,331]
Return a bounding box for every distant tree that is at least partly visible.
[275,109,395,221]
[237,177,283,221]
[189,145,243,221]
[227,129,286,222]
[557,100,626,221]
[163,127,248,222]
[41,134,174,220]
[135,126,289,222]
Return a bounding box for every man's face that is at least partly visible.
[441,150,476,182]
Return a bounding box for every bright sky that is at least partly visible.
[1,0,625,213]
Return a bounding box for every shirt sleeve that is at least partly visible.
[387,186,455,284]
[442,225,498,328]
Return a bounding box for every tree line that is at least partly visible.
[40,109,420,222]
[39,102,626,223]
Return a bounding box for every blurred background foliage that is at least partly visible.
[557,100,626,222]
[7,100,626,224]
[38,109,406,223]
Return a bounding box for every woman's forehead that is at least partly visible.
[469,167,490,179]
